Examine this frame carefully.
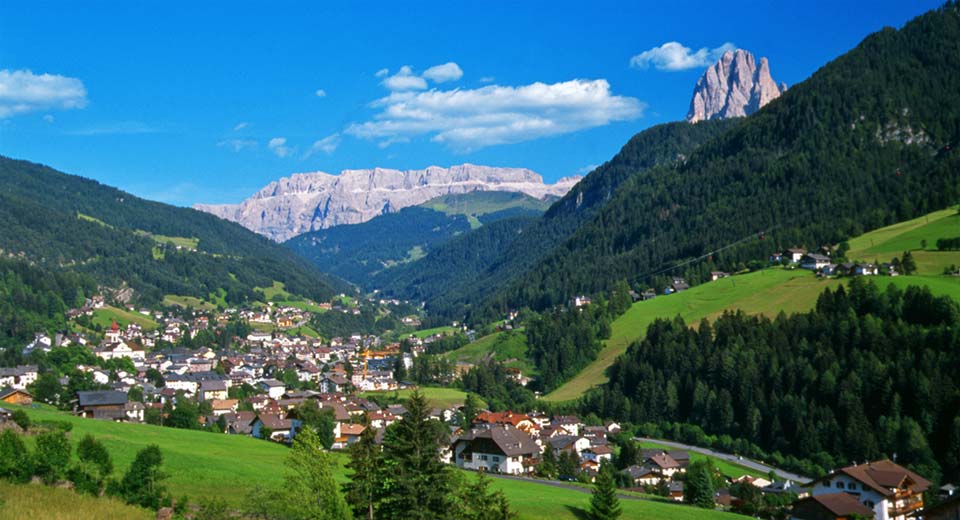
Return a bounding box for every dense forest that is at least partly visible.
[585,278,960,482]
[0,156,348,306]
[375,120,737,324]
[376,4,960,325]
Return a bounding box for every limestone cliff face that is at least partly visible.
[195,164,580,242]
[686,49,786,123]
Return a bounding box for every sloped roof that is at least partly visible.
[798,493,874,517]
[77,390,128,407]
[816,459,933,497]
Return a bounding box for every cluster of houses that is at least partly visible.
[773,247,899,277]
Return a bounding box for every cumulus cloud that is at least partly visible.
[315,88,327,97]
[233,121,249,131]
[347,79,644,150]
[629,41,736,71]
[382,65,428,91]
[268,137,293,158]
[422,62,463,83]
[0,69,88,118]
[375,68,390,78]
[218,139,257,152]
[305,133,341,157]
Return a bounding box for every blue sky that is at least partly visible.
[0,0,941,206]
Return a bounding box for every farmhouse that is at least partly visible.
[800,253,831,270]
[75,390,130,421]
[452,424,540,475]
[0,387,32,405]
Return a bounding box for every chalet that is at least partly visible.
[0,365,37,390]
[333,423,366,449]
[553,415,582,436]
[641,289,657,301]
[0,387,32,405]
[669,277,690,293]
[800,253,832,271]
[210,399,239,416]
[452,425,540,475]
[547,435,591,457]
[770,252,785,263]
[791,493,875,520]
[252,414,301,442]
[580,445,613,463]
[320,374,351,394]
[821,264,839,276]
[710,271,729,281]
[643,451,682,478]
[805,459,931,520]
[75,390,129,421]
[622,464,662,486]
[669,481,684,502]
[856,263,879,276]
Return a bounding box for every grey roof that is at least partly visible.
[0,387,31,399]
[459,425,539,457]
[77,390,128,407]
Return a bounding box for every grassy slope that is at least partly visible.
[12,405,745,520]
[162,294,217,311]
[546,208,960,402]
[0,480,152,520]
[445,330,536,375]
[91,305,159,330]
[359,387,483,408]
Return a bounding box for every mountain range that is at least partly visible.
[195,164,580,242]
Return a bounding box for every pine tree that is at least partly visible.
[345,425,380,520]
[589,462,622,520]
[462,393,481,426]
[281,427,351,520]
[120,445,169,509]
[377,390,453,519]
[685,460,716,509]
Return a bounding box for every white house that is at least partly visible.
[452,425,540,475]
[800,253,831,271]
[259,379,286,400]
[0,365,38,390]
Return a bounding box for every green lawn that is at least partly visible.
[257,280,291,300]
[0,480,152,520]
[359,387,482,409]
[10,405,748,520]
[445,330,536,375]
[91,305,159,331]
[637,441,764,480]
[403,325,458,339]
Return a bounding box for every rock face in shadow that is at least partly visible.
[687,49,786,123]
[195,164,580,242]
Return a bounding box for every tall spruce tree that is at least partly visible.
[685,460,716,509]
[344,424,380,520]
[376,390,453,519]
[589,462,622,520]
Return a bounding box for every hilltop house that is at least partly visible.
[803,459,931,520]
[800,253,832,271]
[452,424,540,475]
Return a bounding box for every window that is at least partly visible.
[480,455,488,461]
[837,482,845,489]
[864,501,875,508]
[824,481,832,487]
[493,456,500,462]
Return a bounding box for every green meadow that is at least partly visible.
[91,305,159,331]
[445,330,536,375]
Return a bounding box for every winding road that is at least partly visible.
[634,437,811,484]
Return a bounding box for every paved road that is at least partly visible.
[488,473,650,501]
[634,437,811,484]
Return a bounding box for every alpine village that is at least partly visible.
[1,2,960,520]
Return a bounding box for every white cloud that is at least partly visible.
[305,133,341,157]
[629,41,736,71]
[233,121,249,131]
[0,69,88,118]
[268,137,293,158]
[68,121,158,136]
[422,62,463,83]
[576,164,599,175]
[375,68,390,78]
[347,78,644,150]
[315,88,327,97]
[382,65,427,91]
[43,114,55,123]
[479,76,495,84]
[218,139,257,152]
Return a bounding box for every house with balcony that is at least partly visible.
[803,459,931,520]
[452,424,540,475]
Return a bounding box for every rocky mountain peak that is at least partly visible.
[686,49,786,123]
[195,164,580,242]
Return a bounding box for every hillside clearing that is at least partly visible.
[91,305,159,330]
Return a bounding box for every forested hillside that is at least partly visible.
[379,4,960,324]
[375,120,738,321]
[585,278,960,482]
[0,156,348,306]
[285,191,549,285]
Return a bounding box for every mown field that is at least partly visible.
[9,405,747,520]
[444,330,536,375]
[359,386,482,408]
[91,305,159,330]
[544,207,960,402]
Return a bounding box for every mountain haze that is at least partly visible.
[196,164,580,242]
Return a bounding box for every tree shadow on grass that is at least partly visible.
[564,504,591,520]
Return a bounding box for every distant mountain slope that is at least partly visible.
[196,164,579,241]
[285,191,550,285]
[372,119,739,320]
[0,156,348,306]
